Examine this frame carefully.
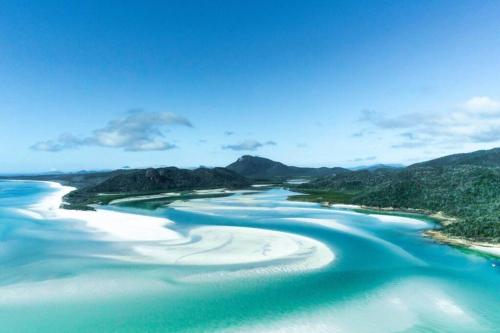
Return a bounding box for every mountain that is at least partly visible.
[409,147,500,168]
[292,148,500,242]
[226,155,350,179]
[349,163,405,171]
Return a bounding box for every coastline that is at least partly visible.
[309,199,500,259]
[356,206,500,258]
[27,180,182,242]
[423,230,500,258]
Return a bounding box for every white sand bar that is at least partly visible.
[368,214,429,227]
[109,192,180,205]
[134,225,334,267]
[25,182,334,270]
[28,182,180,242]
[470,245,500,257]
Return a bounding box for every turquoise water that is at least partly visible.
[0,181,498,332]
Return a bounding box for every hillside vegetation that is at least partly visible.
[409,147,500,168]
[292,148,500,242]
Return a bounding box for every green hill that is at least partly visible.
[292,148,500,242]
[87,167,250,193]
[409,147,500,168]
[227,155,349,180]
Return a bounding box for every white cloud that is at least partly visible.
[30,133,85,152]
[125,139,176,152]
[222,140,276,151]
[462,96,500,112]
[360,96,500,148]
[31,110,191,152]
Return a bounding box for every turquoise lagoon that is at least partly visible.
[0,180,498,332]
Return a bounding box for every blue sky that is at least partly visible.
[1,0,500,173]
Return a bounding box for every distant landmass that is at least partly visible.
[348,163,405,171]
[226,155,350,179]
[291,147,500,242]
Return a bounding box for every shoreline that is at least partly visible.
[305,198,500,259]
[354,206,500,258]
[27,180,182,242]
[423,230,500,258]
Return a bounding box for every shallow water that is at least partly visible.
[0,181,498,332]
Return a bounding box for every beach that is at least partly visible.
[425,230,500,258]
